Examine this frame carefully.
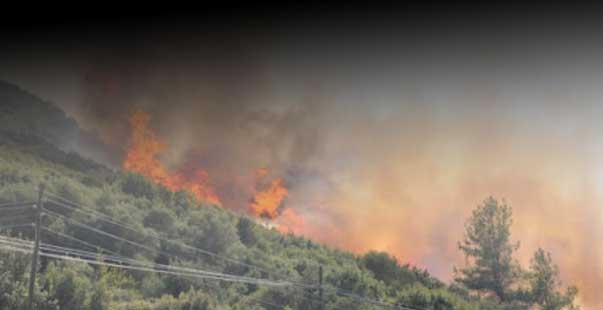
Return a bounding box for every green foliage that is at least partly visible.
[396,284,478,310]
[455,198,580,310]
[114,288,220,310]
[144,208,175,232]
[328,263,385,300]
[237,217,257,246]
[121,172,157,200]
[527,249,579,310]
[0,250,33,310]
[42,262,94,310]
[455,197,520,302]
[361,251,400,285]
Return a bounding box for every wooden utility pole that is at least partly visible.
[319,265,324,310]
[27,183,44,310]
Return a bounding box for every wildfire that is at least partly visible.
[123,111,304,234]
[123,111,221,205]
[249,177,289,219]
[122,111,169,182]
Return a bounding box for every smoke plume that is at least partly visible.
[1,19,602,308]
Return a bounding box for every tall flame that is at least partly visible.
[123,112,303,234]
[123,111,169,182]
[248,170,289,219]
[123,111,221,205]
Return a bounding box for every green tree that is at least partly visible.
[396,284,478,310]
[361,251,400,286]
[42,262,93,310]
[120,172,156,200]
[528,248,579,310]
[237,217,257,247]
[455,197,520,302]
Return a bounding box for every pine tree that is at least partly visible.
[455,197,521,302]
[529,248,580,310]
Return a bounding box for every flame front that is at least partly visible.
[123,111,221,205]
[248,177,288,219]
[124,111,304,234]
[123,111,169,182]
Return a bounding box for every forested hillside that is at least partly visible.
[0,81,579,309]
[0,131,476,310]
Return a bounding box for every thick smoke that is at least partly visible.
[2,21,603,308]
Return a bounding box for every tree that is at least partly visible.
[361,251,400,285]
[237,217,257,247]
[396,284,478,310]
[455,197,520,302]
[528,248,579,310]
[120,172,156,200]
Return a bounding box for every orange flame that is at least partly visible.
[123,112,302,233]
[249,170,288,219]
[123,111,220,205]
[123,111,169,182]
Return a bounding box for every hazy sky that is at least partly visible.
[2,11,603,308]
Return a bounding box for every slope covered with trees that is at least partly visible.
[0,132,475,309]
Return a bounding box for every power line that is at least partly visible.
[40,211,290,285]
[2,226,332,309]
[43,209,162,255]
[41,227,301,291]
[45,194,316,289]
[43,190,424,310]
[0,236,292,286]
[40,243,282,285]
[43,198,339,307]
[0,223,34,230]
[45,193,292,280]
[0,206,34,212]
[41,226,124,257]
[0,214,35,224]
[39,208,331,308]
[42,209,275,282]
[43,239,314,308]
[0,231,400,310]
[0,201,36,208]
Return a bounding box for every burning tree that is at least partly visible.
[123,111,220,205]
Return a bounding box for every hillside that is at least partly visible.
[0,80,117,167]
[0,128,481,310]
[0,82,481,309]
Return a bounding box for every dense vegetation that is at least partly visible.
[0,81,578,309]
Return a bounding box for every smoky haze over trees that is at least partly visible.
[455,198,579,309]
[456,198,520,302]
[1,9,602,308]
[0,80,582,309]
